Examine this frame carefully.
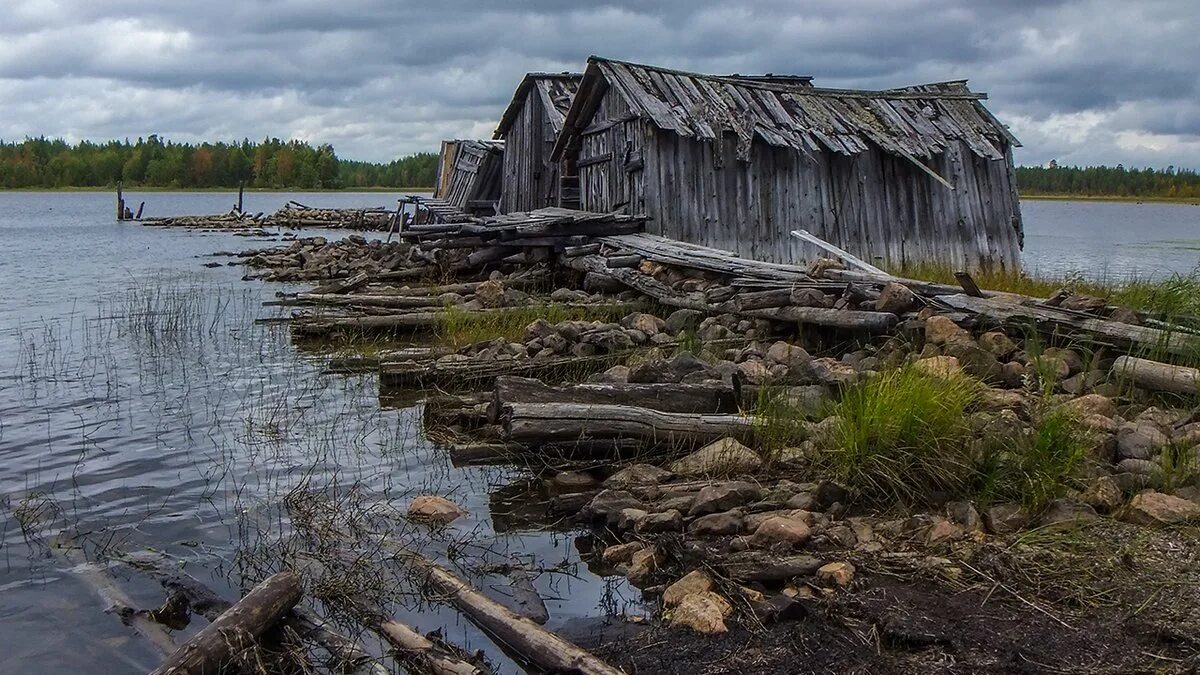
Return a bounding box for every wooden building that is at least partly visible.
[493,73,581,213]
[550,57,1024,270]
[433,139,505,215]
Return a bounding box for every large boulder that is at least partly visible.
[670,438,762,477]
[1115,423,1169,461]
[765,341,812,370]
[1120,491,1200,525]
[662,570,715,608]
[750,516,812,548]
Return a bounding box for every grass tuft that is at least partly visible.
[973,405,1091,511]
[821,364,981,503]
[434,303,631,348]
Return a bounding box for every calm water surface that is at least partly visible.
[0,191,631,675]
[0,192,1197,674]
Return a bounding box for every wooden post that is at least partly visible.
[134,201,145,220]
[237,181,245,214]
[116,182,125,221]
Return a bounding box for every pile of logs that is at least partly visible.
[268,201,395,230]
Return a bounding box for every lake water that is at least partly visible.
[0,192,1198,674]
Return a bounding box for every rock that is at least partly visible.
[924,315,971,346]
[590,365,630,384]
[912,355,964,379]
[1120,491,1200,525]
[474,280,506,308]
[1173,423,1200,447]
[1043,347,1084,375]
[549,471,599,494]
[750,516,812,548]
[689,481,763,516]
[1032,354,1071,381]
[605,463,672,488]
[550,288,587,302]
[807,257,845,277]
[1061,394,1117,419]
[1080,413,1119,434]
[978,331,1018,358]
[542,333,569,354]
[636,509,684,533]
[1109,307,1140,324]
[1061,294,1107,312]
[662,570,715,608]
[622,312,665,336]
[790,287,831,307]
[816,561,856,587]
[722,551,825,582]
[809,358,860,386]
[1116,423,1168,460]
[876,282,918,314]
[999,361,1027,388]
[1081,476,1123,513]
[524,319,557,341]
[407,496,467,525]
[627,548,662,585]
[670,437,763,477]
[664,309,705,335]
[736,359,772,385]
[812,480,849,510]
[983,503,1029,534]
[1113,471,1160,493]
[1038,499,1099,529]
[688,511,745,536]
[669,591,732,634]
[765,341,811,370]
[615,508,649,530]
[666,352,714,382]
[944,341,1001,381]
[946,500,983,531]
[601,542,644,565]
[571,342,598,358]
[924,518,963,544]
[976,388,1027,414]
[580,490,644,522]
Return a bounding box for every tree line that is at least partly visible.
[1015,164,1200,199]
[0,136,438,189]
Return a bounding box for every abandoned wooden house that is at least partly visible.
[432,139,505,216]
[493,73,581,213]
[550,57,1024,270]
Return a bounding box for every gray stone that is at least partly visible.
[670,437,763,477]
[1038,499,1099,529]
[983,503,1029,534]
[689,481,764,516]
[876,282,918,314]
[605,463,672,488]
[665,309,705,335]
[688,511,745,536]
[636,509,684,533]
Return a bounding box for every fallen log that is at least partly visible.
[72,559,177,657]
[744,305,899,332]
[504,402,756,447]
[488,376,739,424]
[295,293,460,309]
[311,271,371,295]
[149,571,302,675]
[341,596,488,675]
[1112,356,1200,396]
[120,553,386,675]
[405,555,623,675]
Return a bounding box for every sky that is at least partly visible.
[1,0,1198,168]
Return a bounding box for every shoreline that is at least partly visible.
[1020,193,1200,204]
[0,186,433,193]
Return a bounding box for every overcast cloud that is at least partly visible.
[1,0,1197,167]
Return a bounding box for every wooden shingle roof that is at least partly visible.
[494,72,581,139]
[552,57,1019,163]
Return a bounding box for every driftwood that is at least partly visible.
[744,305,899,332]
[72,559,178,656]
[122,553,385,675]
[938,293,1200,359]
[380,350,629,389]
[149,571,302,675]
[296,293,460,309]
[488,376,739,424]
[405,554,623,675]
[790,229,887,275]
[504,402,756,447]
[1112,356,1200,396]
[311,271,371,295]
[341,595,488,675]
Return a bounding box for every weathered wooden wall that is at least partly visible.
[436,141,504,210]
[574,88,1023,270]
[499,91,560,213]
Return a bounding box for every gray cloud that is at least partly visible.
[0,0,1197,166]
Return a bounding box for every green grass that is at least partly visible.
[972,405,1091,511]
[890,263,1200,318]
[820,364,981,503]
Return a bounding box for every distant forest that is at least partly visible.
[0,136,438,189]
[3,136,1199,199]
[1015,164,1200,199]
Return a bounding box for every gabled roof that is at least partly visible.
[551,56,1019,163]
[494,72,582,139]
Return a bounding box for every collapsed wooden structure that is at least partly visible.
[433,139,506,216]
[548,56,1024,270]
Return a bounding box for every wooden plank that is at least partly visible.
[789,229,888,275]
